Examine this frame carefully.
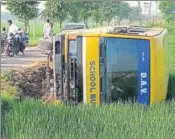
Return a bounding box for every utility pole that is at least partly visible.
[148,2,152,19]
[155,1,158,21]
[33,19,36,37]
[144,2,152,23]
[138,0,141,25]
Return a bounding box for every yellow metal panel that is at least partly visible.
[150,38,158,104]
[85,37,100,104]
[64,34,68,63]
[150,30,168,104]
[155,32,167,102]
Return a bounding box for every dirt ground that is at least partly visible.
[1,46,47,72]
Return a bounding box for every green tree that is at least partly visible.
[6,0,39,33]
[115,2,131,25]
[67,1,81,23]
[159,0,175,24]
[100,1,120,25]
[91,2,104,26]
[128,7,142,23]
[42,0,68,28]
[78,1,93,23]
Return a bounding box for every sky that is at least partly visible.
[1,1,160,15]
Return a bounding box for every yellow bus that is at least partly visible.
[51,26,169,105]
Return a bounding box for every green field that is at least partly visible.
[1,30,175,138]
[2,99,175,139]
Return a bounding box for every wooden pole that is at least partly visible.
[138,0,141,25]
[33,19,36,37]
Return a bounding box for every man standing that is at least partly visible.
[49,22,54,39]
[43,19,51,39]
[7,19,18,37]
[42,19,53,54]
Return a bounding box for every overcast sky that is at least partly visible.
[1,1,160,15]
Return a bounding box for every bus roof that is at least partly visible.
[59,26,166,37]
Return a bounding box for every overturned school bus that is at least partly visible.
[47,26,169,106]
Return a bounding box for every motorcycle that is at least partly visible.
[5,32,29,57]
[18,32,29,55]
[5,33,15,57]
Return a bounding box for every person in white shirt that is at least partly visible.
[42,20,53,55]
[7,20,19,55]
[43,19,51,39]
[49,22,53,38]
[7,20,18,37]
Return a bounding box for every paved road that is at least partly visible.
[1,47,47,72]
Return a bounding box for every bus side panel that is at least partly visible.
[156,33,167,103]
[150,38,158,104]
[85,37,100,104]
[137,40,150,105]
[157,38,166,101]
[64,34,68,63]
[150,31,168,104]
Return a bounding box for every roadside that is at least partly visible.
[1,46,46,72]
[28,36,41,46]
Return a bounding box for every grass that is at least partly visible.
[28,36,41,46]
[168,34,175,72]
[167,34,175,98]
[1,27,175,139]
[2,99,175,139]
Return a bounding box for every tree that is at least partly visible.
[128,7,142,23]
[114,2,131,25]
[77,1,93,23]
[100,1,120,25]
[91,2,104,26]
[67,1,81,23]
[5,0,39,33]
[42,0,68,29]
[159,0,175,24]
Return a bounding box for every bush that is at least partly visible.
[2,62,48,99]
[166,23,175,34]
[146,20,175,34]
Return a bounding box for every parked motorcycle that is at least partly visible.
[5,33,15,57]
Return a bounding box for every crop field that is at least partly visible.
[1,33,175,139]
[2,98,175,139]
